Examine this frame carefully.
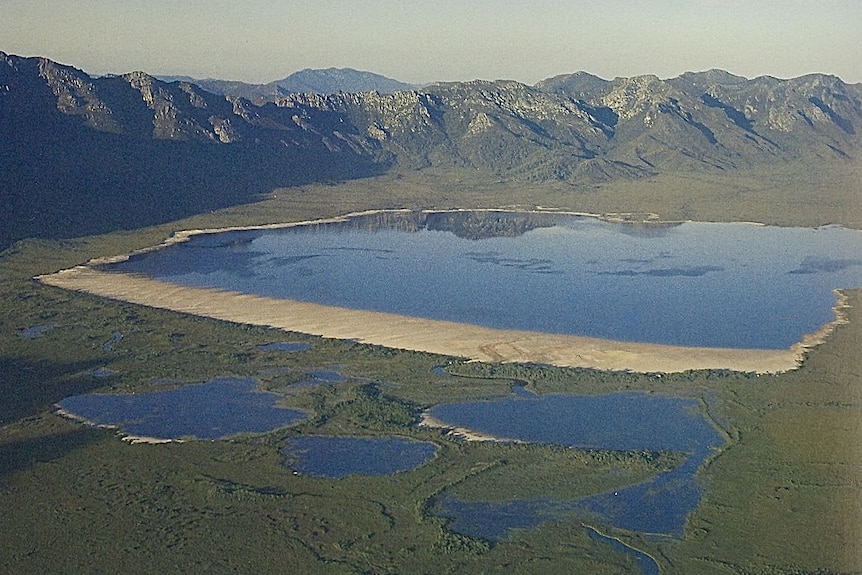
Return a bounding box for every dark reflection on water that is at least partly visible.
[429,392,725,540]
[789,255,862,274]
[105,210,862,350]
[58,377,306,440]
[596,265,723,278]
[108,229,268,278]
[281,436,438,477]
[465,250,562,274]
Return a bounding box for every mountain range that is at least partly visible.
[157,68,416,100]
[1,51,860,249]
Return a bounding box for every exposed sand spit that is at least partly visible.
[37,266,809,374]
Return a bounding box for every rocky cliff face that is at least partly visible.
[2,51,861,248]
[538,69,861,172]
[277,68,861,179]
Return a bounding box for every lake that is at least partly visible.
[104,210,862,350]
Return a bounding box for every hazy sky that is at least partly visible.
[3,0,861,85]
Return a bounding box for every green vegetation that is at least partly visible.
[445,444,684,503]
[1,171,860,573]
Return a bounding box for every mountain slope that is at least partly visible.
[277,68,415,95]
[537,70,862,171]
[277,71,861,180]
[0,53,388,249]
[2,52,861,249]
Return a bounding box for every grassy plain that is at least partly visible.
[1,164,860,573]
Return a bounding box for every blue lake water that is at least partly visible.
[105,211,862,349]
[58,376,307,440]
[281,435,438,477]
[429,392,725,540]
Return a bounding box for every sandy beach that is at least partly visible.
[37,265,817,374]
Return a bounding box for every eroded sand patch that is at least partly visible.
[37,266,810,374]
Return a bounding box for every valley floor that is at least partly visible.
[2,167,860,574]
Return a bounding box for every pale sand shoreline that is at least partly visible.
[53,407,180,444]
[37,264,839,374]
[418,412,523,443]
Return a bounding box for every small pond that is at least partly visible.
[281,435,438,477]
[58,376,307,440]
[91,367,118,378]
[103,330,123,351]
[18,323,53,339]
[277,366,350,392]
[257,341,313,353]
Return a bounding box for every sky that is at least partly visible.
[2,0,861,85]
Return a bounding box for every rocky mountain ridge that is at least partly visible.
[276,69,860,178]
[1,52,860,248]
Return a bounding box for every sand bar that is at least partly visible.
[418,412,524,443]
[36,265,823,374]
